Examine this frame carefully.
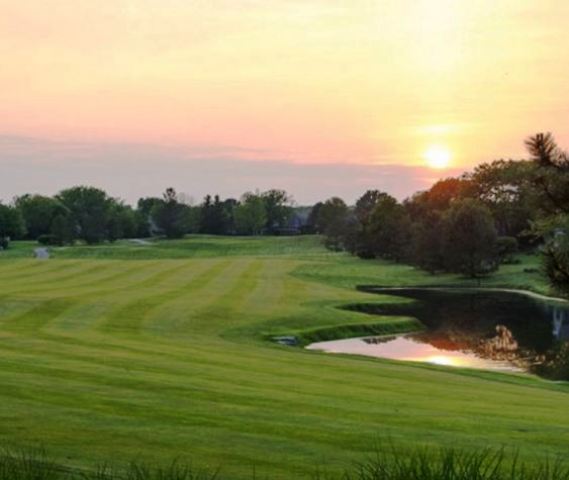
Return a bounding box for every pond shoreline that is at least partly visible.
[299,286,569,379]
[358,285,569,304]
[276,286,568,351]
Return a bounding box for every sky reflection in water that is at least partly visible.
[307,289,569,375]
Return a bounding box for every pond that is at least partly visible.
[307,288,569,378]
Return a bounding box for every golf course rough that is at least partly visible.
[0,235,567,479]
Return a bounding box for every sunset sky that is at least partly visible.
[1,0,568,204]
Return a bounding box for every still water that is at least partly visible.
[307,288,569,376]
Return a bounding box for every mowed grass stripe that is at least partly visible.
[36,260,164,294]
[97,259,232,335]
[2,261,208,337]
[236,260,291,323]
[0,262,160,333]
[1,261,160,297]
[174,259,265,335]
[44,260,204,334]
[143,258,262,338]
[0,259,86,283]
[2,298,79,333]
[1,261,112,289]
[0,264,117,299]
[0,264,176,346]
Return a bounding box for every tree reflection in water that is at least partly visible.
[351,288,569,379]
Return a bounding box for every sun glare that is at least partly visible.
[426,355,457,367]
[424,146,452,169]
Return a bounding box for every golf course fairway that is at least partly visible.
[0,236,567,479]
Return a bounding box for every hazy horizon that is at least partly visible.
[1,134,468,205]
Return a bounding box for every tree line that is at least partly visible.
[310,133,569,294]
[0,188,296,248]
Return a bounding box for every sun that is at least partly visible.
[424,145,452,169]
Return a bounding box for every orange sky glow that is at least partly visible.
[1,0,568,202]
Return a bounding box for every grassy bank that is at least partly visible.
[0,236,567,479]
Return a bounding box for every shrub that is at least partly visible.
[533,342,569,381]
[37,234,60,246]
[542,219,569,296]
[442,199,499,278]
[523,267,540,274]
[497,236,519,264]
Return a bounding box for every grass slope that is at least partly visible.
[0,236,567,479]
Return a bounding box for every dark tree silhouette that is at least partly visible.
[151,188,189,239]
[525,132,569,214]
[442,199,499,278]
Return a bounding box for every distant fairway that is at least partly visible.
[0,236,567,479]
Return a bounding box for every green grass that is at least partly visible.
[0,236,567,479]
[0,236,330,260]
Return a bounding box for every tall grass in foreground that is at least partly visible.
[1,446,568,480]
[0,449,218,480]
[345,445,569,480]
